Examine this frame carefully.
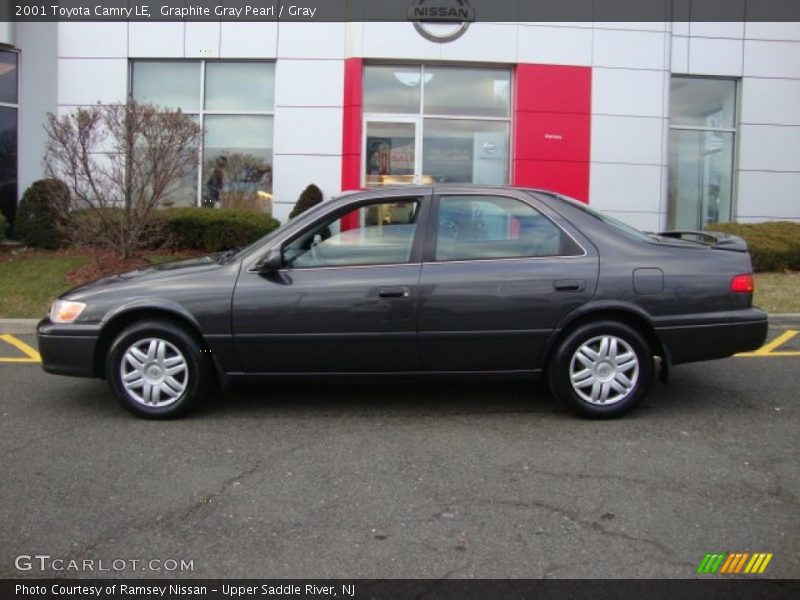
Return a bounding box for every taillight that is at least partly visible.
[730,274,755,293]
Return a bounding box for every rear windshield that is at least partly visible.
[553,194,653,242]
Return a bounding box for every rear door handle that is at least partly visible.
[378,286,410,299]
[554,279,586,292]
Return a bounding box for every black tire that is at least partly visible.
[105,319,211,419]
[547,320,654,419]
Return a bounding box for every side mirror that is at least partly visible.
[253,249,284,272]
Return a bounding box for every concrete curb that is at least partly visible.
[1,315,799,336]
[0,319,41,334]
[767,314,800,327]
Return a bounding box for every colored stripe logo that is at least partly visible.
[697,553,773,574]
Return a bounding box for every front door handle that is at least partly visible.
[554,279,586,292]
[378,286,410,299]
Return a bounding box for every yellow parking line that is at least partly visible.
[737,330,800,357]
[0,334,41,363]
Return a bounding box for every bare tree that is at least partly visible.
[44,101,202,259]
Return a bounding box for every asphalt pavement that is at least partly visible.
[0,328,798,579]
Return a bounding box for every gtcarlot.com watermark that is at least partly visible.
[14,554,194,573]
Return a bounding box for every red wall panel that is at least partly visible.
[513,64,592,202]
[341,58,364,191]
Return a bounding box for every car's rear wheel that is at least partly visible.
[106,320,210,419]
[548,320,654,418]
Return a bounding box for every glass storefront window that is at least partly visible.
[670,78,736,129]
[668,77,737,230]
[0,51,18,105]
[202,116,273,211]
[424,67,510,118]
[363,66,422,114]
[423,119,509,185]
[205,62,275,112]
[364,122,416,186]
[669,129,735,229]
[0,50,18,234]
[362,64,512,187]
[132,60,274,210]
[132,62,201,111]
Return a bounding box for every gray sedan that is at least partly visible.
[37,186,768,419]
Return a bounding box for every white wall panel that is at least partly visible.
[737,172,800,220]
[591,116,665,166]
[185,22,220,58]
[592,68,665,117]
[440,23,518,63]
[278,23,346,59]
[57,58,127,105]
[589,163,664,212]
[670,35,689,73]
[273,107,343,156]
[741,78,800,126]
[517,25,593,66]
[275,60,344,108]
[128,22,184,57]
[743,40,800,79]
[593,29,667,70]
[689,22,744,39]
[687,37,743,76]
[271,155,341,221]
[59,23,127,58]
[745,22,800,41]
[220,22,278,58]
[672,22,690,36]
[599,23,667,32]
[739,125,800,172]
[362,22,442,60]
[601,211,664,231]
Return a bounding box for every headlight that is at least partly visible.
[50,300,87,323]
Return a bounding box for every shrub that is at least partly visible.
[289,184,324,219]
[157,208,281,253]
[706,221,800,272]
[14,179,71,249]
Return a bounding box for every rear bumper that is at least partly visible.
[654,309,769,365]
[37,319,100,378]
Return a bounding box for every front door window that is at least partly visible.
[283,199,421,268]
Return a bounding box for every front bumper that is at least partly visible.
[654,308,769,365]
[37,319,101,378]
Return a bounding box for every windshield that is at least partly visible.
[553,193,653,242]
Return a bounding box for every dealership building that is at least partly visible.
[1,17,799,230]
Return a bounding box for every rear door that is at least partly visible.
[418,191,599,372]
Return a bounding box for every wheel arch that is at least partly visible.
[93,303,226,391]
[544,303,665,372]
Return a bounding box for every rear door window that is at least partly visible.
[434,195,582,261]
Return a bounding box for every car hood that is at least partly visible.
[62,255,233,300]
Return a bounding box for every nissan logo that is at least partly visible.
[407,0,475,43]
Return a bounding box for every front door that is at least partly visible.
[418,192,599,372]
[232,195,429,373]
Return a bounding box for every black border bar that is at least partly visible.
[5,0,800,23]
[3,579,800,600]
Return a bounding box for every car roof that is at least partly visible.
[335,185,558,199]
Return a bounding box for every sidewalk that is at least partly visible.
[2,316,799,335]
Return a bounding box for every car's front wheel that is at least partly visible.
[548,320,654,418]
[106,320,210,419]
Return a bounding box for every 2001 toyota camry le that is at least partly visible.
[37,186,768,419]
